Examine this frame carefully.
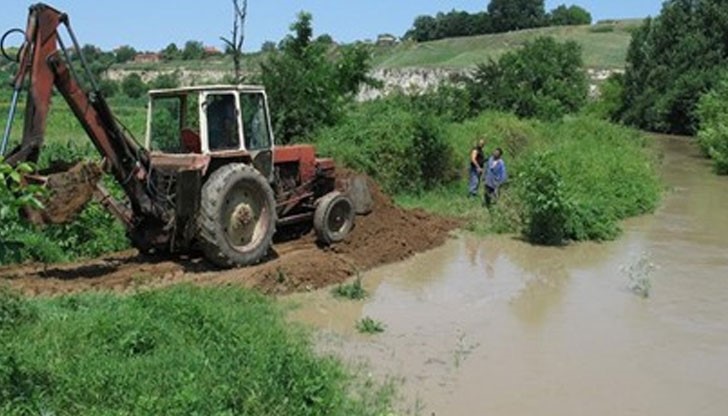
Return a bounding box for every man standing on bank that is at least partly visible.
[484,147,507,208]
[469,139,486,197]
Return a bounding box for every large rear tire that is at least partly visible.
[197,164,276,268]
[314,191,355,245]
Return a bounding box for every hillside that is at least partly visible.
[371,20,641,70]
[102,19,642,85]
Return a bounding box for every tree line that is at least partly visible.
[405,0,592,42]
[602,0,728,173]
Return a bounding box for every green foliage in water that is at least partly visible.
[517,151,571,245]
[356,317,386,334]
[697,73,728,174]
[0,285,394,415]
[333,275,368,300]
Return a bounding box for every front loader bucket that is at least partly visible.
[24,162,103,225]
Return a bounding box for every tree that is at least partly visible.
[406,15,438,42]
[260,12,376,143]
[161,43,181,61]
[260,41,277,53]
[488,0,546,32]
[620,0,728,134]
[467,36,588,120]
[121,73,147,99]
[114,45,137,63]
[220,0,248,82]
[697,73,728,173]
[548,4,592,26]
[98,79,119,98]
[181,41,205,60]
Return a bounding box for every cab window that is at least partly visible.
[149,97,182,153]
[206,94,240,151]
[241,92,272,151]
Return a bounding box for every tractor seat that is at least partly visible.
[181,128,201,153]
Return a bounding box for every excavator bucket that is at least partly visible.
[24,162,104,225]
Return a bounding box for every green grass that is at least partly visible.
[371,21,641,69]
[0,285,394,415]
[356,317,386,335]
[333,275,368,300]
[397,112,661,241]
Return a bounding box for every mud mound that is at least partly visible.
[334,175,457,269]
[0,173,457,296]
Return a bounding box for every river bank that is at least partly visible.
[287,135,728,415]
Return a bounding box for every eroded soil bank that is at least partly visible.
[0,176,457,296]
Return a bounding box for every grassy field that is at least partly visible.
[102,19,642,78]
[371,21,641,69]
[0,285,394,415]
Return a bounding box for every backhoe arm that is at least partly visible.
[1,3,166,226]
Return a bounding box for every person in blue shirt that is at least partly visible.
[484,147,507,208]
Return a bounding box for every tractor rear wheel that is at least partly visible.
[197,164,276,268]
[314,191,355,245]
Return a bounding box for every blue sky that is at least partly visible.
[0,1,662,52]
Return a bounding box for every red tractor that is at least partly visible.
[1,3,370,267]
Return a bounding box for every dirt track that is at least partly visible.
[0,177,457,297]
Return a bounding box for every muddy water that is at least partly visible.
[288,136,728,415]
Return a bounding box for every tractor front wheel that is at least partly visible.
[314,191,355,245]
[197,164,276,268]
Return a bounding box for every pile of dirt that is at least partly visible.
[0,174,457,297]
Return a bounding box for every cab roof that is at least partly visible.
[148,84,266,97]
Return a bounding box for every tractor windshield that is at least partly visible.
[206,93,241,151]
[241,92,272,151]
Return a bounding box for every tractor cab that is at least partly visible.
[144,85,275,178]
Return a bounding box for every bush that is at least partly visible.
[121,73,147,99]
[584,73,625,121]
[0,286,36,331]
[314,98,455,194]
[397,113,660,244]
[467,36,588,121]
[150,72,181,90]
[697,74,728,174]
[518,151,571,245]
[0,286,393,415]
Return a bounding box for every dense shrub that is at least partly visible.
[697,74,728,174]
[121,73,147,99]
[314,98,455,193]
[467,36,588,120]
[397,113,661,244]
[518,151,571,245]
[620,0,728,135]
[0,286,393,415]
[584,73,625,121]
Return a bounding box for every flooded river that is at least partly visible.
[288,136,728,415]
